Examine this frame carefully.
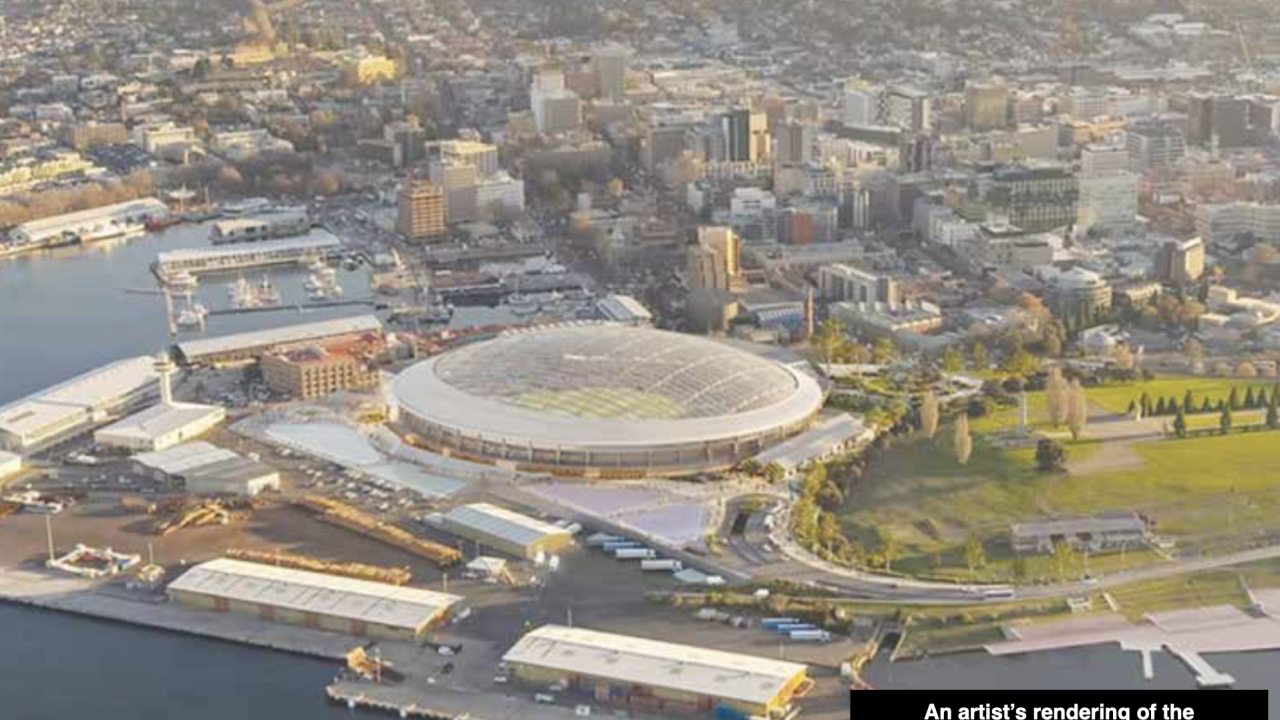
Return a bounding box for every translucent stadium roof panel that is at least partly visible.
[432,326,798,421]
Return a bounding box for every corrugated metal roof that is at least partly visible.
[167,558,461,630]
[95,403,225,443]
[442,503,570,549]
[176,315,382,360]
[503,625,806,706]
[134,441,240,475]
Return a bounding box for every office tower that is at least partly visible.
[686,226,741,291]
[396,178,445,241]
[592,46,628,101]
[986,164,1077,232]
[720,109,768,163]
[1126,120,1186,172]
[1154,237,1205,285]
[530,67,582,135]
[966,82,1010,131]
[842,79,881,127]
[773,120,814,166]
[884,86,931,133]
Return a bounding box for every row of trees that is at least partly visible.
[1132,383,1280,419]
[0,171,154,229]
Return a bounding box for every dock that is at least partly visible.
[1168,647,1236,688]
[0,565,362,660]
[206,299,377,317]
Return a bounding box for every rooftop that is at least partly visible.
[167,558,462,631]
[95,402,224,443]
[442,503,572,548]
[503,625,807,706]
[176,316,382,361]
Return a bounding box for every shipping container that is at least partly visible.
[614,548,657,560]
[788,629,832,642]
[639,559,683,571]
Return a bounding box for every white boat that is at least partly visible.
[176,305,207,328]
[255,275,281,305]
[229,276,259,308]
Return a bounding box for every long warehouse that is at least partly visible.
[174,315,384,366]
[439,502,574,559]
[167,558,462,641]
[502,625,810,718]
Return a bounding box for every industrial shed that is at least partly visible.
[133,442,279,497]
[502,625,809,718]
[439,502,573,559]
[167,558,462,641]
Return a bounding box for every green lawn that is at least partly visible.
[842,419,1280,580]
[1084,377,1274,415]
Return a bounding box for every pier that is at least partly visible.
[1168,647,1235,688]
[206,299,378,317]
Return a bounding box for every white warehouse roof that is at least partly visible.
[503,625,807,707]
[176,315,382,361]
[442,503,571,548]
[95,402,225,445]
[134,441,239,476]
[167,558,462,631]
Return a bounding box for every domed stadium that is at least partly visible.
[392,325,825,476]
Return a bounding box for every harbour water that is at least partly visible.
[1,228,1278,714]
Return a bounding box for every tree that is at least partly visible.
[965,536,986,576]
[1046,367,1068,427]
[872,337,896,365]
[972,343,989,371]
[919,391,940,440]
[1173,406,1187,438]
[1001,347,1039,378]
[814,318,846,366]
[942,346,964,374]
[1012,554,1028,581]
[1245,386,1257,409]
[1268,390,1279,429]
[1036,438,1066,472]
[1183,390,1195,414]
[763,462,786,484]
[1052,541,1076,580]
[1201,396,1213,413]
[1139,392,1152,418]
[1066,379,1088,441]
[1155,397,1168,415]
[1220,405,1234,435]
[953,413,972,466]
[1229,387,1241,411]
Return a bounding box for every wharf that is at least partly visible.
[0,565,360,660]
[206,299,377,316]
[326,679,582,720]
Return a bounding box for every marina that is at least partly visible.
[152,231,344,281]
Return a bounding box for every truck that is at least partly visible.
[788,629,832,642]
[774,623,817,633]
[614,548,657,560]
[601,540,643,552]
[585,533,622,547]
[760,617,801,630]
[640,559,683,572]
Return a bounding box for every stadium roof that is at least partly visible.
[503,625,807,706]
[168,558,461,630]
[441,503,571,548]
[394,325,824,449]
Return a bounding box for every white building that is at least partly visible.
[475,171,526,219]
[0,357,159,453]
[133,441,280,497]
[210,129,294,161]
[1195,203,1280,244]
[94,403,226,453]
[1077,172,1139,232]
[530,69,581,135]
[10,198,170,247]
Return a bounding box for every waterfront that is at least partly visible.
[2,229,1279,714]
[0,224,372,400]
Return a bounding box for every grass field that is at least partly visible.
[1085,377,1274,415]
[841,374,1280,582]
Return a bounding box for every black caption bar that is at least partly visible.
[854,690,1270,720]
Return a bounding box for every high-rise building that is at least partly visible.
[686,226,741,292]
[429,159,480,224]
[842,79,881,128]
[396,178,445,241]
[884,86,932,133]
[1080,143,1130,176]
[1153,237,1205,286]
[966,82,1010,131]
[773,121,814,166]
[591,46,628,101]
[899,133,935,173]
[720,109,768,163]
[986,164,1078,232]
[818,264,899,305]
[1126,120,1186,172]
[530,68,582,135]
[1077,172,1139,233]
